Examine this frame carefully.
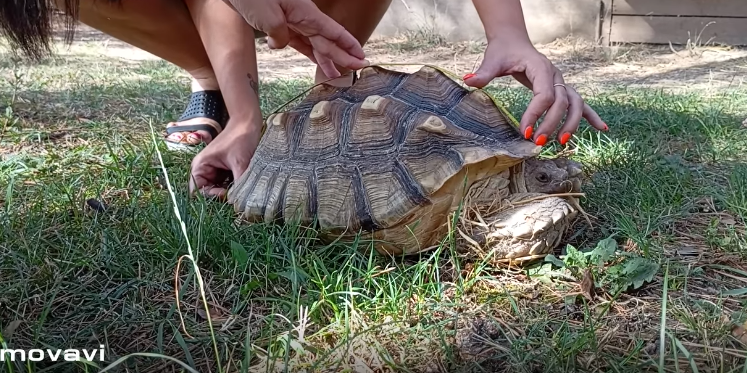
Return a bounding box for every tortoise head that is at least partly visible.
[522,157,584,194]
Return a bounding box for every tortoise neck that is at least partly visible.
[508,162,528,194]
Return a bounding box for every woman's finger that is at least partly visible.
[511,72,533,90]
[582,103,609,131]
[288,35,318,64]
[532,69,569,145]
[288,0,365,60]
[556,86,584,145]
[307,35,369,71]
[227,0,291,49]
[282,0,366,65]
[313,49,342,79]
[201,186,229,202]
[518,61,556,141]
[519,62,557,143]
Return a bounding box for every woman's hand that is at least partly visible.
[467,0,607,146]
[223,0,369,78]
[188,124,261,200]
[464,40,607,146]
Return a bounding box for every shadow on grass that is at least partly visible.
[2,63,747,372]
[595,55,747,88]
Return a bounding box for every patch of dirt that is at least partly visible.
[54,25,747,93]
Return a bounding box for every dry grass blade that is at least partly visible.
[174,254,195,339]
[147,120,222,372]
[658,262,670,373]
[98,353,201,373]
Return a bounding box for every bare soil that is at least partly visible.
[50,25,747,93]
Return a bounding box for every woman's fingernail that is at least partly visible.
[463,73,476,80]
[602,123,609,131]
[535,134,547,146]
[524,127,533,139]
[560,132,571,145]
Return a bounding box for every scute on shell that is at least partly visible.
[227,65,541,254]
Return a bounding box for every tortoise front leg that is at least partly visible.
[463,193,579,264]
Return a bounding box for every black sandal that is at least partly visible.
[164,90,229,151]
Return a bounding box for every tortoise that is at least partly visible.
[226,65,585,263]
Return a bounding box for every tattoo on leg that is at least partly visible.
[247,73,259,95]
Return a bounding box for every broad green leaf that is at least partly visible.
[564,244,587,267]
[545,254,565,268]
[231,241,249,269]
[527,263,555,283]
[591,237,618,265]
[623,257,659,289]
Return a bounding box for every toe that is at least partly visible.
[167,132,187,143]
[187,132,203,145]
[165,118,220,145]
[194,130,214,144]
[165,122,185,143]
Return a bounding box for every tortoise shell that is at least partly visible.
[227,65,541,254]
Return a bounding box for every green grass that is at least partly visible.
[2,44,747,373]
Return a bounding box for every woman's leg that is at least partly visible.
[44,0,388,145]
[182,0,261,142]
[52,0,256,147]
[172,0,390,145]
[51,0,223,146]
[46,0,211,76]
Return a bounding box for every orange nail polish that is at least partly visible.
[560,132,571,145]
[535,134,547,146]
[463,73,476,80]
[524,127,533,139]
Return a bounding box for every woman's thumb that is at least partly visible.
[462,60,501,89]
[267,29,290,50]
[264,6,291,49]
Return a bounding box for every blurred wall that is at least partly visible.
[372,0,601,44]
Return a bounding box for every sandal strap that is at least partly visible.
[166,123,219,140]
[177,90,229,129]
